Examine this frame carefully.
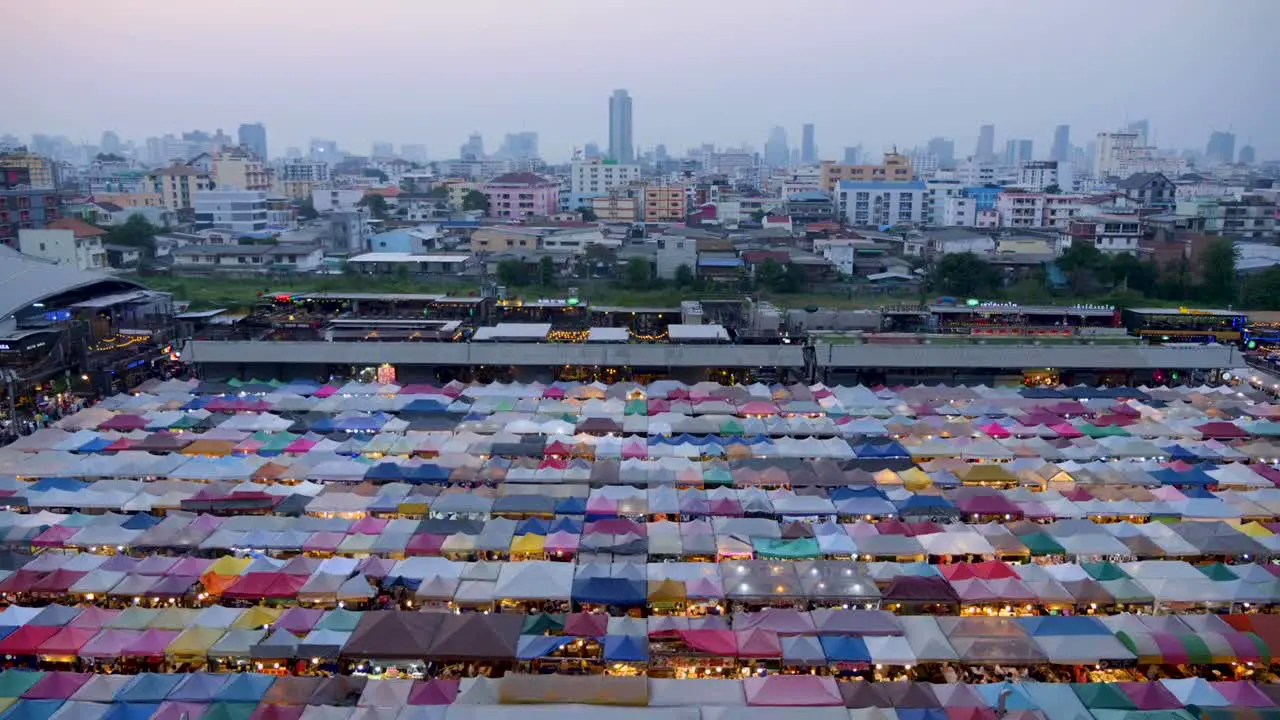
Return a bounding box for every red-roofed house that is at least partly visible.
[18,217,108,269]
[481,172,559,218]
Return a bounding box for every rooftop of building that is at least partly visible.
[148,165,209,177]
[45,218,108,239]
[835,179,927,191]
[485,172,555,186]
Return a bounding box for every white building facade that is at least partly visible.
[836,180,926,227]
[568,158,640,207]
[194,189,268,235]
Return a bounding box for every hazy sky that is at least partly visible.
[3,0,1277,162]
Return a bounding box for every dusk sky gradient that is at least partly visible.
[3,0,1277,161]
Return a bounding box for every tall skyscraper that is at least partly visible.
[1205,131,1236,165]
[764,126,790,168]
[1126,119,1150,146]
[975,124,996,163]
[800,123,816,164]
[926,137,955,167]
[583,142,602,160]
[608,90,634,163]
[99,131,121,155]
[1238,145,1256,165]
[460,132,484,159]
[1003,139,1033,167]
[238,123,268,160]
[1050,125,1071,163]
[843,146,861,165]
[400,144,428,164]
[498,132,539,159]
[309,138,338,164]
[371,141,394,158]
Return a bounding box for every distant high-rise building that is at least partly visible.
[1126,119,1150,146]
[608,90,634,163]
[1050,125,1071,163]
[498,132,539,159]
[583,142,602,160]
[843,146,861,165]
[460,132,484,159]
[1003,139,1033,167]
[801,123,816,164]
[1206,131,1236,165]
[371,141,394,158]
[400,144,427,164]
[309,139,338,164]
[1238,145,1256,165]
[285,146,302,160]
[99,131,121,155]
[764,126,790,168]
[975,124,996,163]
[926,137,955,167]
[237,123,268,161]
[654,144,668,163]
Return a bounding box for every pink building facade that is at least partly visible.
[481,172,559,218]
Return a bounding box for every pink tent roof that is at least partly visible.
[405,534,448,556]
[168,557,214,576]
[1115,682,1182,710]
[1211,681,1276,707]
[743,675,843,707]
[312,385,338,398]
[156,703,213,720]
[563,613,609,637]
[350,517,388,534]
[406,679,459,706]
[739,402,779,416]
[622,442,647,459]
[735,628,782,658]
[31,526,78,548]
[121,628,180,657]
[22,672,92,699]
[980,423,1010,439]
[68,607,120,628]
[541,387,566,399]
[80,629,144,659]
[303,532,346,552]
[543,531,579,554]
[275,607,324,634]
[284,438,317,453]
[1049,423,1083,438]
[677,629,737,656]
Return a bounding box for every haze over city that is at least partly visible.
[2,0,1277,160]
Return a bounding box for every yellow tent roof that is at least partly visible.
[873,469,902,485]
[1239,521,1274,537]
[149,608,200,630]
[165,627,227,658]
[898,468,933,491]
[206,556,252,576]
[232,606,283,629]
[962,464,1016,483]
[510,534,546,555]
[0,698,17,714]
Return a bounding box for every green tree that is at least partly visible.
[673,263,695,288]
[362,168,390,183]
[496,259,530,287]
[297,199,319,221]
[576,206,598,221]
[622,257,652,290]
[1056,242,1105,293]
[1242,267,1280,310]
[781,263,806,293]
[582,244,617,278]
[1198,237,1239,305]
[462,190,490,213]
[538,255,556,287]
[105,214,159,257]
[425,185,449,199]
[756,258,786,290]
[1156,257,1192,301]
[929,252,1001,296]
[1106,252,1158,295]
[358,194,389,219]
[1043,184,1061,194]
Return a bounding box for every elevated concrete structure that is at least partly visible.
[819,343,1241,370]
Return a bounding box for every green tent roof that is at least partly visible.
[1082,561,1130,581]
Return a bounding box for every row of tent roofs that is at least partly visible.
[0,670,1277,720]
[0,606,1279,667]
[4,550,1280,606]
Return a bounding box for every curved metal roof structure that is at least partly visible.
[0,246,144,324]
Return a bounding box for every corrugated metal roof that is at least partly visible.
[0,246,143,323]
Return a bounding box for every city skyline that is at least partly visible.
[1,0,1275,161]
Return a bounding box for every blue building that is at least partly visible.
[963,186,1001,211]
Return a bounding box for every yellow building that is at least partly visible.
[93,192,165,208]
[148,165,213,210]
[470,226,544,253]
[278,179,319,201]
[643,185,687,222]
[820,153,913,192]
[0,150,57,188]
[591,195,639,223]
[200,150,271,192]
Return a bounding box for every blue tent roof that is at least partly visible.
[364,463,407,481]
[406,465,450,485]
[401,399,450,414]
[306,418,335,433]
[120,514,161,530]
[830,486,888,501]
[1019,388,1064,399]
[818,635,871,663]
[76,438,115,453]
[857,443,909,458]
[166,673,230,702]
[549,516,583,534]
[570,577,646,607]
[515,636,574,660]
[1,700,65,720]
[212,674,275,703]
[181,398,208,410]
[603,634,650,662]
[115,674,183,703]
[895,495,956,512]
[101,704,160,720]
[29,478,87,493]
[1164,445,1201,461]
[896,709,947,720]
[515,518,549,535]
[554,497,586,516]
[976,682,1038,710]
[1150,468,1217,488]
[1018,616,1111,637]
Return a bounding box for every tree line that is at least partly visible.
[928,239,1280,309]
